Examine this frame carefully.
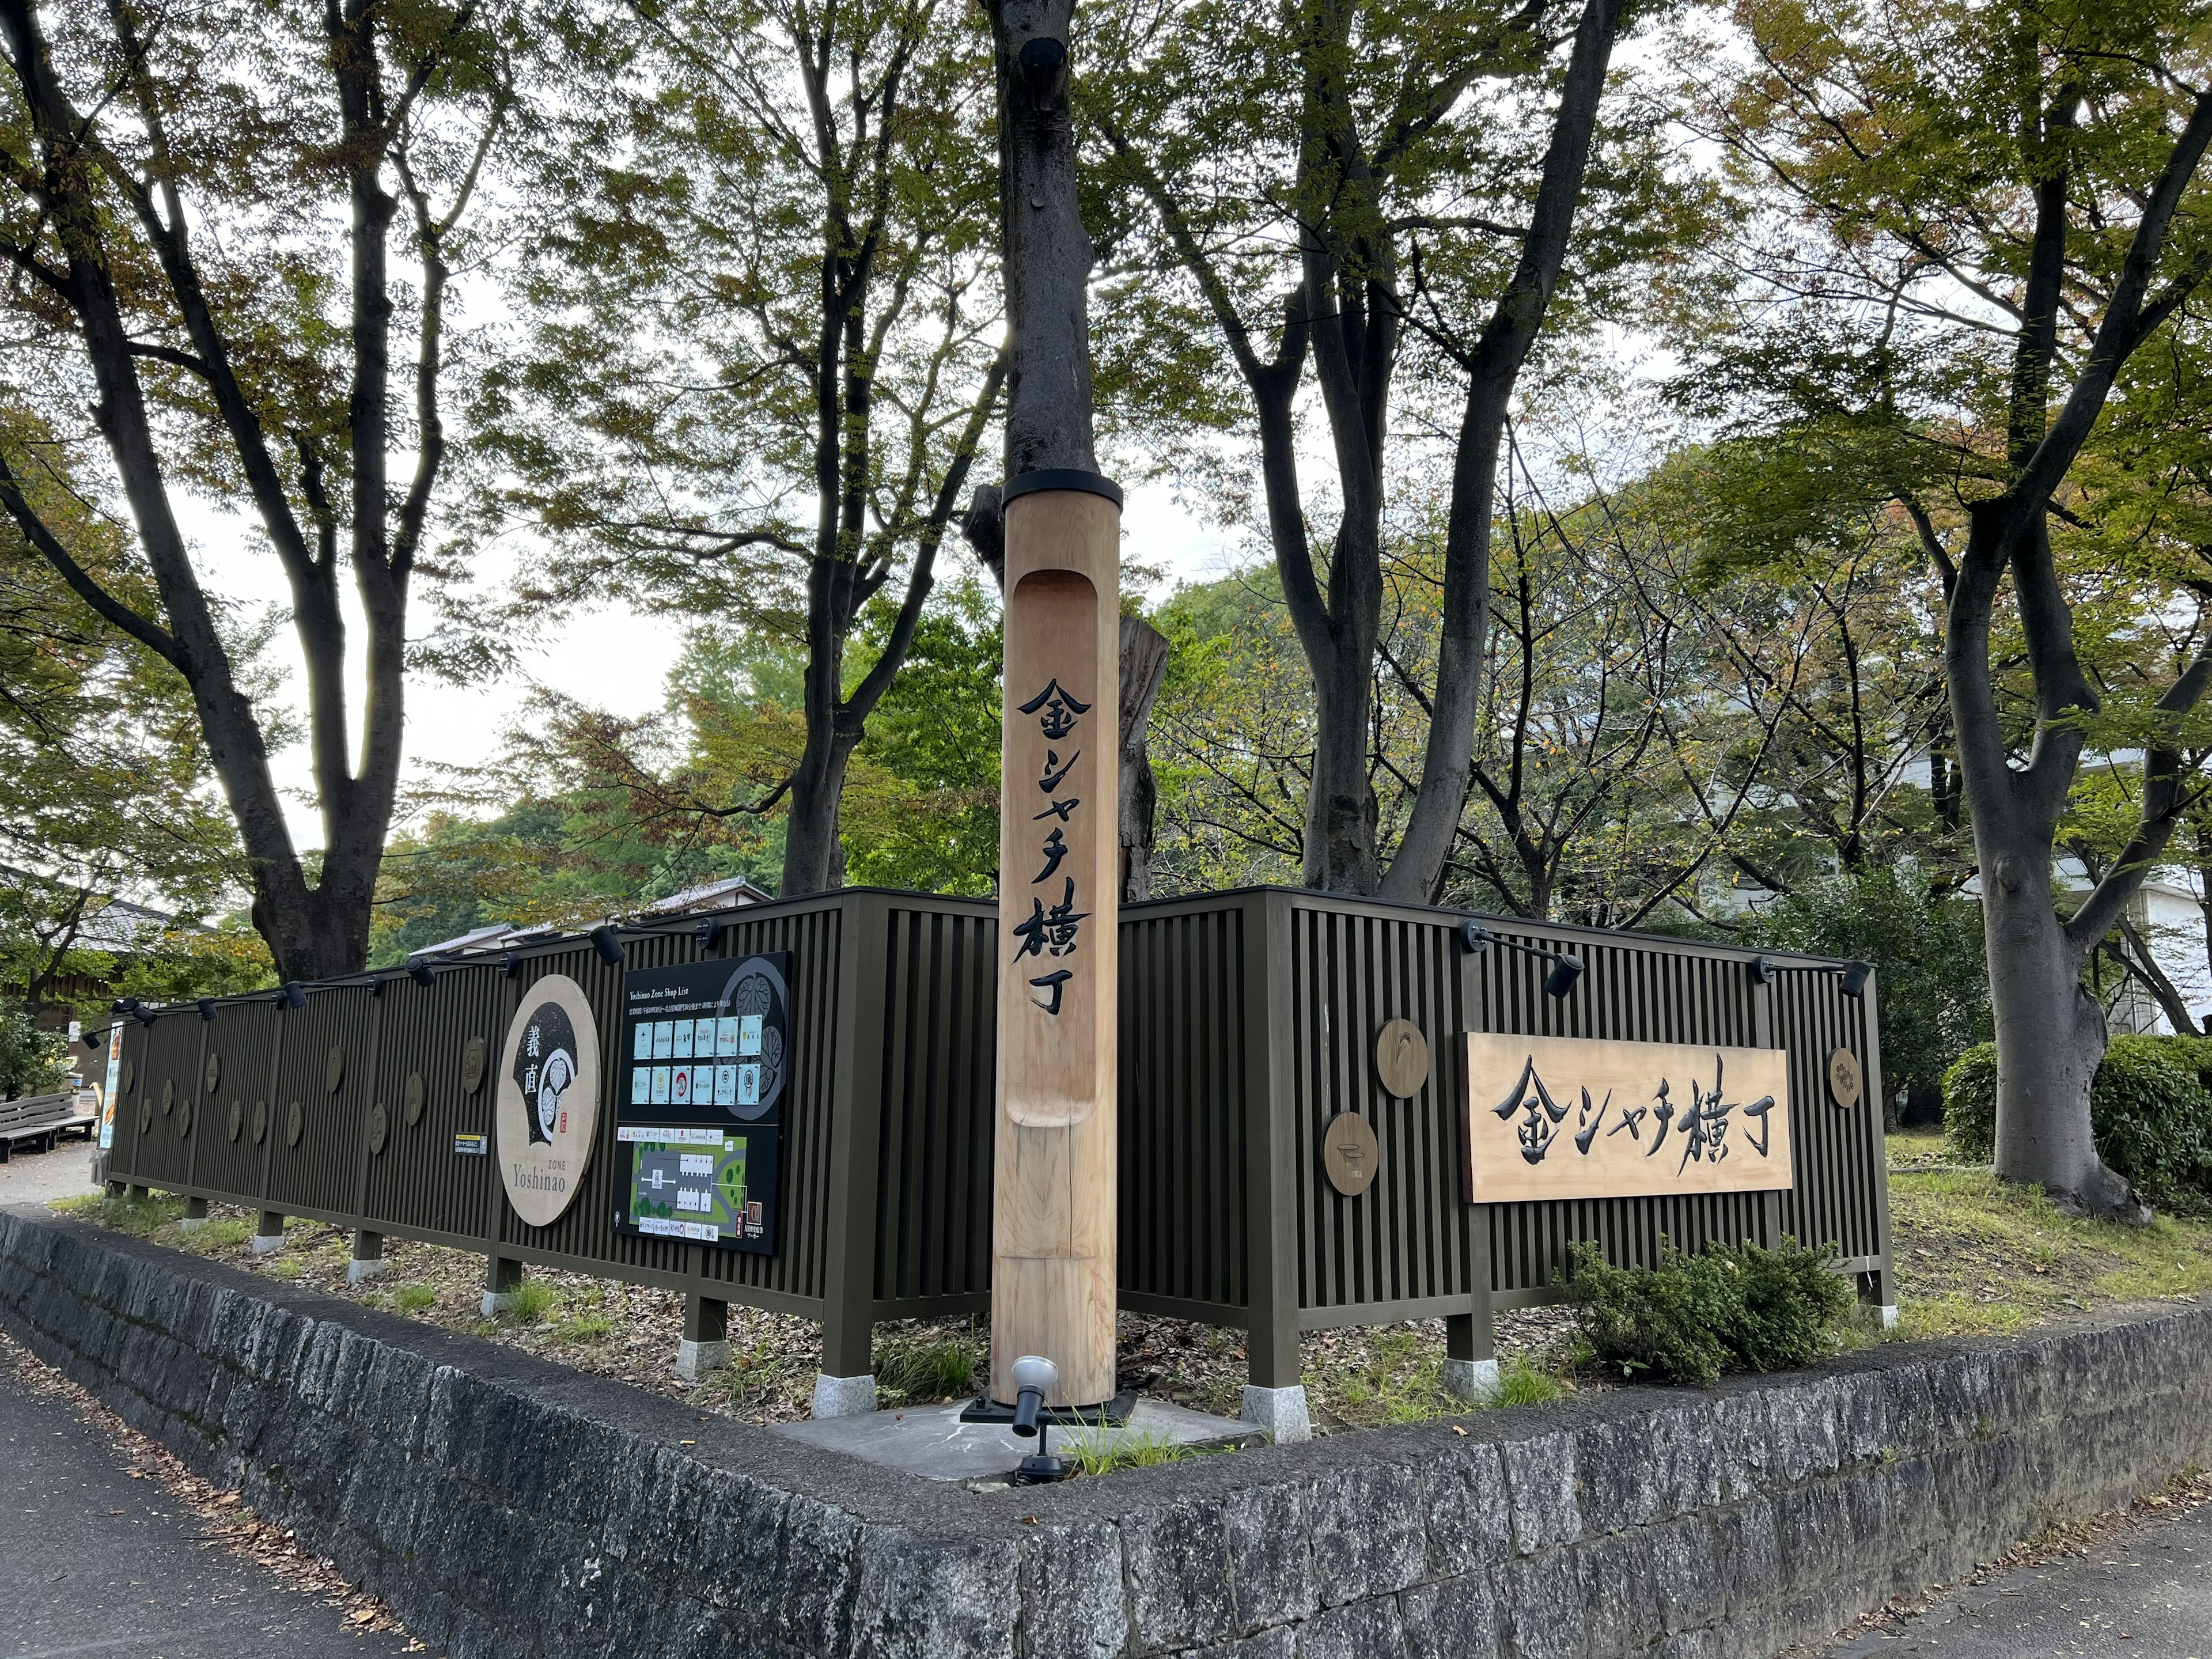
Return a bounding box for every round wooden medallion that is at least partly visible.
[325,1045,345,1094]
[121,1058,135,1095]
[139,1100,152,1137]
[1827,1047,1863,1111]
[252,1100,268,1143]
[1374,1018,1429,1099]
[404,1071,425,1125]
[285,1099,303,1147]
[161,1078,174,1113]
[228,1099,243,1141]
[368,1101,389,1156]
[1322,1111,1380,1196]
[461,1036,487,1094]
[204,1052,221,1093]
[177,1098,193,1139]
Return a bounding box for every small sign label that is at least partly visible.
[454,1131,488,1156]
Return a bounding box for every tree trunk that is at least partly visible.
[781,725,858,898]
[1980,835,2144,1218]
[1118,615,1169,902]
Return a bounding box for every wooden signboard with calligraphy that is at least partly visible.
[1459,1033,1793,1205]
[991,475,1121,1409]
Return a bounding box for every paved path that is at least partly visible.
[0,1135,101,1209]
[1828,1503,2211,1657]
[3,1344,419,1658]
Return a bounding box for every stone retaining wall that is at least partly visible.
[5,1207,2208,1659]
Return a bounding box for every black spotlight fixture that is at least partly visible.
[1018,33,1066,100]
[196,997,217,1021]
[1749,955,1872,999]
[590,924,626,967]
[369,974,387,998]
[407,957,436,988]
[81,1027,108,1054]
[113,996,139,1016]
[500,947,519,979]
[280,981,308,1010]
[1458,920,1586,1000]
[694,916,719,951]
[133,1004,157,1026]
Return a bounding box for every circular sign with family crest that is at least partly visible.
[495,974,601,1227]
[721,957,790,1122]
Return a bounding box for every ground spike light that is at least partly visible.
[1457,920,1585,999]
[1749,955,1872,998]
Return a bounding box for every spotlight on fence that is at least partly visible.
[82,1028,108,1054]
[134,1005,157,1026]
[196,998,217,1022]
[1459,920,1585,1001]
[694,917,719,951]
[500,948,519,979]
[590,924,626,967]
[407,957,435,989]
[1749,955,1872,999]
[369,974,387,998]
[280,982,307,1010]
[113,997,138,1016]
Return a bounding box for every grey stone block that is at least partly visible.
[1495,1552,1587,1659]
[1222,1480,1314,1633]
[1123,1498,1236,1653]
[1646,1515,1718,1635]
[1020,1517,1128,1659]
[1400,1575,1501,1659]
[1296,1596,1404,1659]
[1573,1532,1660,1657]
[1707,1499,1780,1616]
[1309,1460,1425,1607]
[1501,1431,1582,1556]
[849,1528,1019,1659]
[1418,1440,1514,1579]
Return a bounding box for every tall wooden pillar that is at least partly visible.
[992,470,1122,1409]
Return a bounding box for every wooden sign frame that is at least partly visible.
[1459,1032,1793,1206]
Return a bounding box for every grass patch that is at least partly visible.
[1484,1355,1570,1408]
[264,1257,302,1279]
[1884,1159,2212,1339]
[193,1217,252,1251]
[395,1283,437,1314]
[508,1281,556,1324]
[874,1331,982,1404]
[1306,1326,1574,1427]
[1062,1423,1203,1476]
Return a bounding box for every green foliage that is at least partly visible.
[840,580,1003,895]
[1747,866,1990,1105]
[1486,1356,1568,1410]
[0,1007,66,1097]
[1944,1036,2212,1213]
[395,1283,438,1314]
[873,1331,983,1403]
[1566,1237,1855,1387]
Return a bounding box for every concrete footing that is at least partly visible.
[178,1197,209,1235]
[1441,1356,1502,1403]
[1239,1382,1311,1444]
[674,1338,731,1380]
[811,1372,878,1419]
[1877,1304,1900,1330]
[249,1211,286,1255]
[481,1254,522,1317]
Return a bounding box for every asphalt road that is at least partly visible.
[2,1343,420,1659]
[1828,1503,2212,1657]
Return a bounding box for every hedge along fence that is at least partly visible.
[1944,1035,2212,1212]
[100,884,1896,1403]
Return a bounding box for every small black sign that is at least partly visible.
[611,953,791,1255]
[453,1131,487,1156]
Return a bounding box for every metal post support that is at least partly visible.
[179,1196,209,1233]
[348,1229,387,1284]
[481,1253,523,1316]
[251,1209,286,1254]
[675,1294,731,1381]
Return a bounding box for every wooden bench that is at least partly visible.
[0,1092,96,1161]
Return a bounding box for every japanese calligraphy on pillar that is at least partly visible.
[1458,1033,1793,1205]
[991,479,1121,1410]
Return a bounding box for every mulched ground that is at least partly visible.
[73,1196,1583,1430]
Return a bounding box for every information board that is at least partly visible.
[611,953,790,1254]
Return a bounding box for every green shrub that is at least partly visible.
[1942,1035,2212,1210]
[1566,1237,1855,1387]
